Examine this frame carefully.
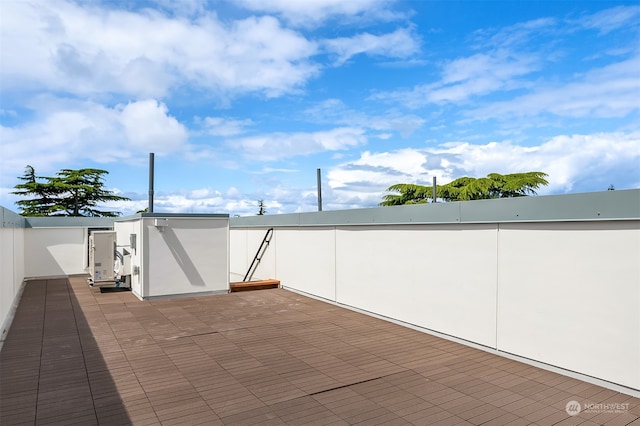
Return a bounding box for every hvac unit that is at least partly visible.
[89,230,130,286]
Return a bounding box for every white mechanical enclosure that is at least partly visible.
[113,214,229,299]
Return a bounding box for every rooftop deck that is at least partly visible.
[1,277,638,425]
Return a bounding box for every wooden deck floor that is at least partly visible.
[1,277,638,425]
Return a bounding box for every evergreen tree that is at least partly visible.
[257,200,266,215]
[12,166,130,217]
[381,172,548,206]
[12,165,57,216]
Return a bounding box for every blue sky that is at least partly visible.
[1,0,639,216]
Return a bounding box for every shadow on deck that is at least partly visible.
[1,277,638,425]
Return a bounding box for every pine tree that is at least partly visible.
[381,172,548,205]
[12,166,130,217]
[257,200,266,215]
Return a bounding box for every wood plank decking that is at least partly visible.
[230,279,280,292]
[1,277,638,425]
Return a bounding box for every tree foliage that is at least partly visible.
[380,172,549,206]
[12,166,130,217]
[257,200,266,215]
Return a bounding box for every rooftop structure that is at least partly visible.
[1,190,639,424]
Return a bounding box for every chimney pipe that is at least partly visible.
[432,176,437,203]
[149,153,155,213]
[317,168,323,212]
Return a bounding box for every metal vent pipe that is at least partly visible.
[432,176,437,203]
[317,168,323,212]
[149,153,155,213]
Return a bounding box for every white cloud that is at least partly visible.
[372,6,640,113]
[467,55,640,120]
[326,131,640,206]
[373,49,539,107]
[323,28,420,65]
[305,99,425,136]
[16,130,637,216]
[577,5,640,34]
[330,149,429,186]
[109,183,319,216]
[147,0,209,17]
[0,99,188,181]
[120,100,187,152]
[229,127,367,160]
[1,0,319,99]
[474,17,558,50]
[368,15,555,108]
[198,117,254,137]
[235,0,401,27]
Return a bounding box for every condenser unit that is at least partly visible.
[88,230,119,285]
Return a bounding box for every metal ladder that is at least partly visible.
[243,228,274,282]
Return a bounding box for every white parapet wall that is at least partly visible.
[335,224,499,349]
[496,221,639,392]
[0,208,26,343]
[230,190,640,395]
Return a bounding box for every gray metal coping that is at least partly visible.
[3,189,638,229]
[0,209,229,228]
[119,212,229,221]
[0,207,27,228]
[230,189,640,227]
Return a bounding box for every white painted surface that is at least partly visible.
[144,218,229,297]
[497,221,640,391]
[113,220,143,297]
[336,225,498,348]
[229,227,279,282]
[1,227,24,339]
[24,228,87,277]
[277,228,336,300]
[229,227,249,280]
[246,228,276,281]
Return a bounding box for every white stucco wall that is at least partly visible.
[336,224,498,348]
[113,220,143,296]
[496,221,640,391]
[143,217,229,298]
[276,227,336,300]
[230,227,279,282]
[0,226,24,340]
[24,228,88,277]
[229,227,249,281]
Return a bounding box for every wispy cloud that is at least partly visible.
[196,117,255,137]
[576,5,640,34]
[235,0,403,27]
[466,55,640,120]
[323,28,420,65]
[371,48,542,107]
[228,127,367,161]
[305,99,425,136]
